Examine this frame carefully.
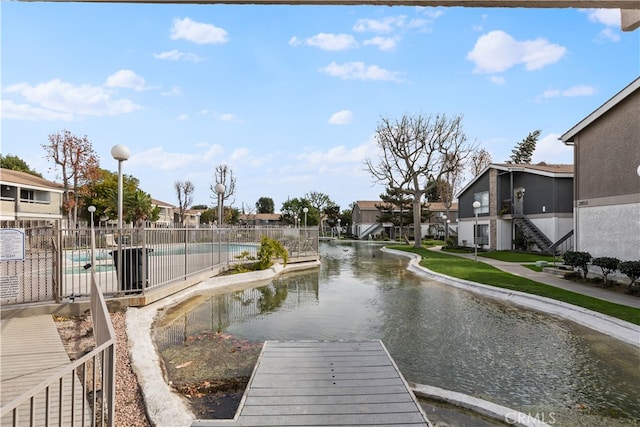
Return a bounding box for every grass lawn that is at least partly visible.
[388,245,640,326]
[476,250,557,263]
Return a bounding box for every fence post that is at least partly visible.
[184,228,188,279]
[141,229,148,292]
[54,223,62,303]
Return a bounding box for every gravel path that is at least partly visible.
[111,311,152,427]
[55,311,151,427]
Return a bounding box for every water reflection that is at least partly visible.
[154,241,640,426]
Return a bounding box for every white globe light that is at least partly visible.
[214,183,226,194]
[110,144,130,161]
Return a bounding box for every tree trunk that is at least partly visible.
[412,192,422,248]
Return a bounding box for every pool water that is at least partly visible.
[155,241,640,426]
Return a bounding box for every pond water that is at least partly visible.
[154,241,640,426]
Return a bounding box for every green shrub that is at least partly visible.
[620,260,640,292]
[562,251,592,279]
[592,257,620,287]
[257,236,289,270]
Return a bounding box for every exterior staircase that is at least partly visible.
[512,203,572,255]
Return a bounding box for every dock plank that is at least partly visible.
[192,340,430,427]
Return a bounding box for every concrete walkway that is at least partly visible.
[430,247,640,309]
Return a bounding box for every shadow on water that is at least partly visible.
[153,241,640,426]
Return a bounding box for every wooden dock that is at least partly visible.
[193,340,430,426]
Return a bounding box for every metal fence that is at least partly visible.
[1,225,319,306]
[0,272,116,427]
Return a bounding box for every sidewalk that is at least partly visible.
[430,247,640,309]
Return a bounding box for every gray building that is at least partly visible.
[457,163,574,253]
[560,77,640,262]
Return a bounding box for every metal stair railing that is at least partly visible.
[512,203,553,253]
[548,229,574,256]
[359,223,382,239]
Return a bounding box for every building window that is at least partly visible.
[1,185,16,201]
[20,189,50,204]
[474,224,489,246]
[473,191,489,214]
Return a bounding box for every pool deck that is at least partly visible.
[192,340,431,427]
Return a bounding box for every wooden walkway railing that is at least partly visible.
[0,272,116,426]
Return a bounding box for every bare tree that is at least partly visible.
[470,148,493,176]
[210,165,236,204]
[42,130,100,227]
[365,113,474,248]
[439,151,468,217]
[210,164,237,224]
[175,180,195,225]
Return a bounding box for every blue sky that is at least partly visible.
[2,3,639,212]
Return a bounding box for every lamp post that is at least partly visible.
[111,145,129,290]
[472,201,481,261]
[442,214,447,246]
[88,205,96,268]
[214,183,225,227]
[303,207,308,228]
[337,218,341,239]
[110,145,130,233]
[294,214,298,229]
[214,183,225,265]
[446,219,451,247]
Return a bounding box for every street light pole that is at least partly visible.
[303,207,308,228]
[111,145,130,233]
[88,205,96,268]
[215,183,225,265]
[111,145,130,290]
[472,201,481,261]
[442,214,448,247]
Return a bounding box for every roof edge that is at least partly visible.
[560,76,640,144]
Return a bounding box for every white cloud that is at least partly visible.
[582,8,620,26]
[353,16,403,33]
[531,133,574,164]
[162,86,183,97]
[537,85,596,102]
[105,69,148,91]
[297,139,377,166]
[289,33,358,51]
[3,78,142,118]
[229,148,270,167]
[319,62,403,83]
[217,113,237,122]
[580,9,621,42]
[363,36,398,51]
[153,50,203,62]
[328,110,354,125]
[353,15,429,33]
[129,144,224,170]
[416,7,444,20]
[0,99,74,121]
[467,30,566,74]
[490,75,506,85]
[598,27,621,42]
[170,17,228,45]
[176,114,189,121]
